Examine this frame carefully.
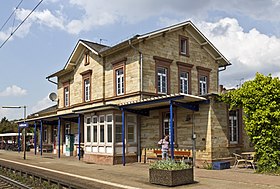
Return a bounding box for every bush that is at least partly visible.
[221,73,280,174]
[150,159,191,170]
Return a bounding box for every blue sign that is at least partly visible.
[19,123,28,128]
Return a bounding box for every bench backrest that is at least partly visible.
[152,149,191,157]
[174,151,190,157]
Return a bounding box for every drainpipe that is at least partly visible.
[218,66,226,72]
[128,40,143,100]
[192,111,196,167]
[47,77,58,85]
[217,66,227,93]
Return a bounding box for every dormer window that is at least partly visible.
[179,36,189,57]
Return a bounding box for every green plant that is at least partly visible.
[150,159,191,170]
[202,161,212,170]
[221,73,280,174]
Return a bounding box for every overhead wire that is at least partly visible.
[0,0,23,32]
[0,0,44,49]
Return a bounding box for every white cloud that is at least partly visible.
[0,7,65,42]
[16,8,65,30]
[31,96,56,114]
[0,30,12,42]
[195,18,280,88]
[2,0,280,38]
[0,85,27,97]
[64,0,280,34]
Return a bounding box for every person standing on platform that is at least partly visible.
[158,135,169,160]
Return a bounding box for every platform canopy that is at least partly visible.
[119,93,207,111]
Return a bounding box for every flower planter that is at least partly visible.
[149,168,194,186]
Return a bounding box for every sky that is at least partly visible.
[1,0,280,120]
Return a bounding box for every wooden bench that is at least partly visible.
[174,150,191,161]
[143,148,191,163]
[38,144,53,153]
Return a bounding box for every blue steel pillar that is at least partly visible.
[40,120,43,156]
[78,114,81,160]
[34,122,37,155]
[169,100,174,160]
[18,125,21,153]
[121,108,126,166]
[58,117,61,159]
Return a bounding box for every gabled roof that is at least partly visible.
[47,40,109,78]
[80,39,109,53]
[100,20,231,67]
[47,20,231,79]
[28,104,57,118]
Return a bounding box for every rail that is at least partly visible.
[0,162,86,189]
[0,174,32,189]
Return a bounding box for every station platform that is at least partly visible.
[0,150,279,189]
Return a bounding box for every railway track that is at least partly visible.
[0,174,32,189]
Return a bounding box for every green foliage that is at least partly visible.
[0,117,18,133]
[150,159,191,170]
[221,73,280,174]
[202,161,213,170]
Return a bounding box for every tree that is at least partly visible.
[0,117,18,133]
[221,73,280,174]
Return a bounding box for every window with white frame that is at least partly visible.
[115,115,122,143]
[106,115,113,143]
[84,78,90,102]
[99,115,105,143]
[65,123,70,135]
[229,110,239,144]
[85,117,91,143]
[199,75,207,95]
[162,112,175,140]
[180,72,189,94]
[157,67,167,94]
[116,68,124,95]
[179,36,189,56]
[44,128,47,142]
[64,86,69,107]
[92,116,98,143]
[127,115,136,143]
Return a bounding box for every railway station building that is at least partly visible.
[23,21,253,166]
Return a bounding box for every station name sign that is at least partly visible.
[19,123,29,128]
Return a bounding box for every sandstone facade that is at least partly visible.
[28,21,252,166]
